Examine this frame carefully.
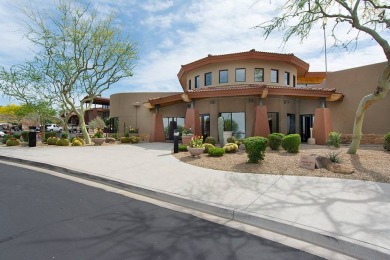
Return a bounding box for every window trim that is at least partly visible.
[254,68,264,82]
[235,68,246,82]
[271,69,279,83]
[284,71,290,85]
[204,72,212,86]
[219,69,228,84]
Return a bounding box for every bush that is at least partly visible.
[223,143,238,153]
[112,133,118,140]
[56,138,70,146]
[204,136,216,145]
[72,139,83,146]
[2,134,11,144]
[178,144,188,152]
[12,134,21,140]
[6,138,20,146]
[327,151,341,163]
[47,137,59,145]
[61,133,69,139]
[282,134,301,153]
[202,143,215,153]
[121,137,131,143]
[208,147,225,157]
[227,136,236,144]
[130,136,140,143]
[244,136,268,163]
[327,132,341,148]
[71,137,85,146]
[268,133,285,150]
[21,131,29,142]
[44,132,57,143]
[384,132,390,151]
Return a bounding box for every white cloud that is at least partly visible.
[141,0,174,12]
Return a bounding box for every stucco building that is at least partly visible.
[109,50,389,144]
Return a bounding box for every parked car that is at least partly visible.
[45,124,63,132]
[0,131,5,137]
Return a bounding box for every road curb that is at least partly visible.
[1,155,389,259]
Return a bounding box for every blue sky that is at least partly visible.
[0,0,388,106]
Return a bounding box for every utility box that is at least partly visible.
[28,126,36,147]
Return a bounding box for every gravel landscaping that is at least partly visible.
[173,144,390,183]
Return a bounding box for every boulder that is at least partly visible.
[315,156,354,174]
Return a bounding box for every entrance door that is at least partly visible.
[199,114,210,140]
[300,114,314,142]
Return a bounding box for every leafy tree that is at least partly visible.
[257,0,389,154]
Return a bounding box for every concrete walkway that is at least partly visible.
[0,143,389,259]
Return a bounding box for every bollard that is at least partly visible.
[28,126,37,147]
[173,129,179,153]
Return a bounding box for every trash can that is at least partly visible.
[28,126,36,147]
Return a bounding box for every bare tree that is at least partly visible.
[256,0,389,154]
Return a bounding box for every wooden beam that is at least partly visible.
[261,88,268,99]
[326,93,344,102]
[181,94,192,102]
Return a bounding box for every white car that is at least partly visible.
[45,124,63,132]
[0,131,5,137]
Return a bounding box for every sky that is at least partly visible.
[0,0,388,106]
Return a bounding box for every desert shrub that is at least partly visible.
[227,136,236,144]
[282,134,301,153]
[244,136,268,163]
[327,132,341,148]
[223,143,238,153]
[121,137,131,143]
[56,138,70,146]
[384,132,390,151]
[47,137,59,145]
[235,139,244,146]
[44,132,57,143]
[268,133,285,150]
[178,144,188,152]
[123,132,130,138]
[2,134,11,144]
[112,133,118,140]
[71,137,85,146]
[202,143,215,153]
[21,131,29,142]
[327,151,341,163]
[208,147,225,157]
[6,138,20,146]
[130,136,140,143]
[61,133,69,139]
[88,116,106,130]
[204,136,216,145]
[72,139,83,146]
[12,133,21,140]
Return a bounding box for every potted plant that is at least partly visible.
[91,128,105,145]
[181,127,193,145]
[187,135,204,157]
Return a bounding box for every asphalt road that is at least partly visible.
[0,163,323,260]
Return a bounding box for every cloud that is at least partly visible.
[141,0,174,12]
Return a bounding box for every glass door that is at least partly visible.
[299,114,314,142]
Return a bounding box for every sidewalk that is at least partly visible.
[0,143,389,259]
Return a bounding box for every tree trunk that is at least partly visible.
[348,64,390,154]
[78,113,91,144]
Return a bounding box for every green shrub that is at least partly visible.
[47,137,59,145]
[123,132,130,138]
[282,134,301,153]
[202,143,215,153]
[6,138,20,146]
[61,133,69,139]
[121,137,131,143]
[327,132,341,148]
[56,138,70,146]
[112,133,118,140]
[204,136,216,145]
[268,133,285,150]
[208,147,225,157]
[384,132,390,151]
[227,136,236,144]
[44,132,57,143]
[223,143,238,153]
[244,136,268,163]
[130,136,140,143]
[235,139,244,146]
[178,144,188,152]
[12,134,21,140]
[72,139,83,146]
[71,137,85,146]
[327,151,341,163]
[21,131,29,142]
[2,134,11,144]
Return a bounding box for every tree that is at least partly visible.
[1,0,138,144]
[257,0,389,154]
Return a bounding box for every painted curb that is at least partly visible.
[1,155,389,259]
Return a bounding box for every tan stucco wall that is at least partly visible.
[185,59,297,90]
[326,62,389,134]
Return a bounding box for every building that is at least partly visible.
[109,50,389,144]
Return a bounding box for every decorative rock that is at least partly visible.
[315,156,354,174]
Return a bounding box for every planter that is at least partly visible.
[187,146,204,157]
[182,134,193,145]
[223,131,232,145]
[91,138,106,145]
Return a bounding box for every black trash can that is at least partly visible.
[28,126,36,147]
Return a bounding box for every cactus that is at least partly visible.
[218,116,224,145]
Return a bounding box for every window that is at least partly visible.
[219,70,228,83]
[188,79,192,90]
[254,68,264,82]
[235,68,246,82]
[267,112,279,133]
[195,76,200,88]
[271,69,279,83]
[284,72,290,85]
[108,117,119,133]
[287,113,296,134]
[219,112,246,139]
[204,72,212,86]
[293,75,296,87]
[163,117,185,140]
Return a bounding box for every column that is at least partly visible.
[150,113,165,142]
[185,108,201,136]
[313,108,333,145]
[252,105,270,137]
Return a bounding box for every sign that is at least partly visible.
[299,155,317,170]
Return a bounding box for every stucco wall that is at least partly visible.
[326,62,389,134]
